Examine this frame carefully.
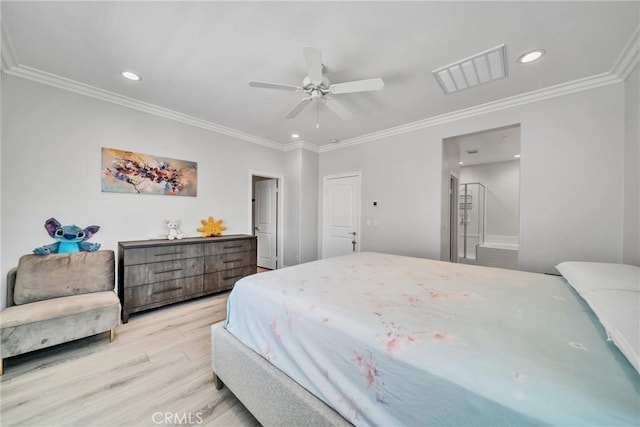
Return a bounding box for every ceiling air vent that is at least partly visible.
[433,44,507,95]
[466,149,479,154]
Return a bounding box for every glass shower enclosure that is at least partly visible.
[458,183,486,261]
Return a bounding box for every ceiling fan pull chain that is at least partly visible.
[316,98,320,128]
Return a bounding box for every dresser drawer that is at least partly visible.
[124,257,203,287]
[204,266,256,293]
[205,251,257,273]
[124,276,203,310]
[124,243,203,265]
[204,239,256,256]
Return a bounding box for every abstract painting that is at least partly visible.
[101,148,197,196]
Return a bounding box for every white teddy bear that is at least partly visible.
[164,219,184,240]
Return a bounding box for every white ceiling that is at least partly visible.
[2,1,638,148]
[448,124,521,166]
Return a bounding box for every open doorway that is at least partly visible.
[249,172,283,270]
[443,124,521,270]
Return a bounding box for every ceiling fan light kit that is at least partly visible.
[249,46,385,127]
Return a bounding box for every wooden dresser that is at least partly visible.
[118,235,256,323]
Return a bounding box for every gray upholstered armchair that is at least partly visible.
[0,250,121,375]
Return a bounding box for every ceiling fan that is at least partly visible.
[248,46,384,127]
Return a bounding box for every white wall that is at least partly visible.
[519,85,624,272]
[0,72,3,299]
[283,147,319,266]
[1,75,285,308]
[320,83,626,274]
[320,132,442,259]
[283,149,301,267]
[300,149,319,263]
[623,64,640,266]
[460,160,520,240]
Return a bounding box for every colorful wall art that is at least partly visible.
[101,148,197,196]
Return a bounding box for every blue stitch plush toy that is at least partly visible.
[33,217,101,256]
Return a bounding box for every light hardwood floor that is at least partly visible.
[0,292,259,427]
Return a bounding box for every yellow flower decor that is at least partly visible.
[197,216,227,237]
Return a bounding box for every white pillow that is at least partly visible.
[556,261,639,291]
[556,261,640,373]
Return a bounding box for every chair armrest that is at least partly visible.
[6,267,18,307]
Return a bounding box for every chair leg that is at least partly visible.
[0,359,3,376]
[109,328,115,343]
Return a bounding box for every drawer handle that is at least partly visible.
[223,245,243,249]
[152,287,182,295]
[223,259,242,264]
[154,251,183,256]
[154,268,183,274]
[223,274,243,280]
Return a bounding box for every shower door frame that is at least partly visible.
[449,174,459,262]
[459,182,486,261]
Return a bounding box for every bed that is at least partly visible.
[212,252,639,426]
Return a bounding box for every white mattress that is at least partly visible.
[556,261,640,373]
[225,252,640,426]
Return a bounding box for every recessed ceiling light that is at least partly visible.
[330,139,340,144]
[121,71,141,81]
[518,49,545,64]
[291,133,300,139]
[514,154,521,158]
[459,161,464,165]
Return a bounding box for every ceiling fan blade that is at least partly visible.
[249,81,302,92]
[329,77,385,94]
[303,46,323,84]
[285,96,314,119]
[322,97,352,120]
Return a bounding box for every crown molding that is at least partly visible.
[3,23,636,155]
[282,140,320,153]
[318,71,620,153]
[320,27,640,153]
[1,21,19,71]
[2,61,324,153]
[611,26,639,81]
[2,64,287,151]
[2,62,626,156]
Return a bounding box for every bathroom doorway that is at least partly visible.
[444,124,521,270]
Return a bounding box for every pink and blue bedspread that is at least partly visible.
[225,252,639,426]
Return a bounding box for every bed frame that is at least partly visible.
[211,323,351,426]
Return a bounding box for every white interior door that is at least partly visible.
[255,179,277,269]
[322,174,360,258]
